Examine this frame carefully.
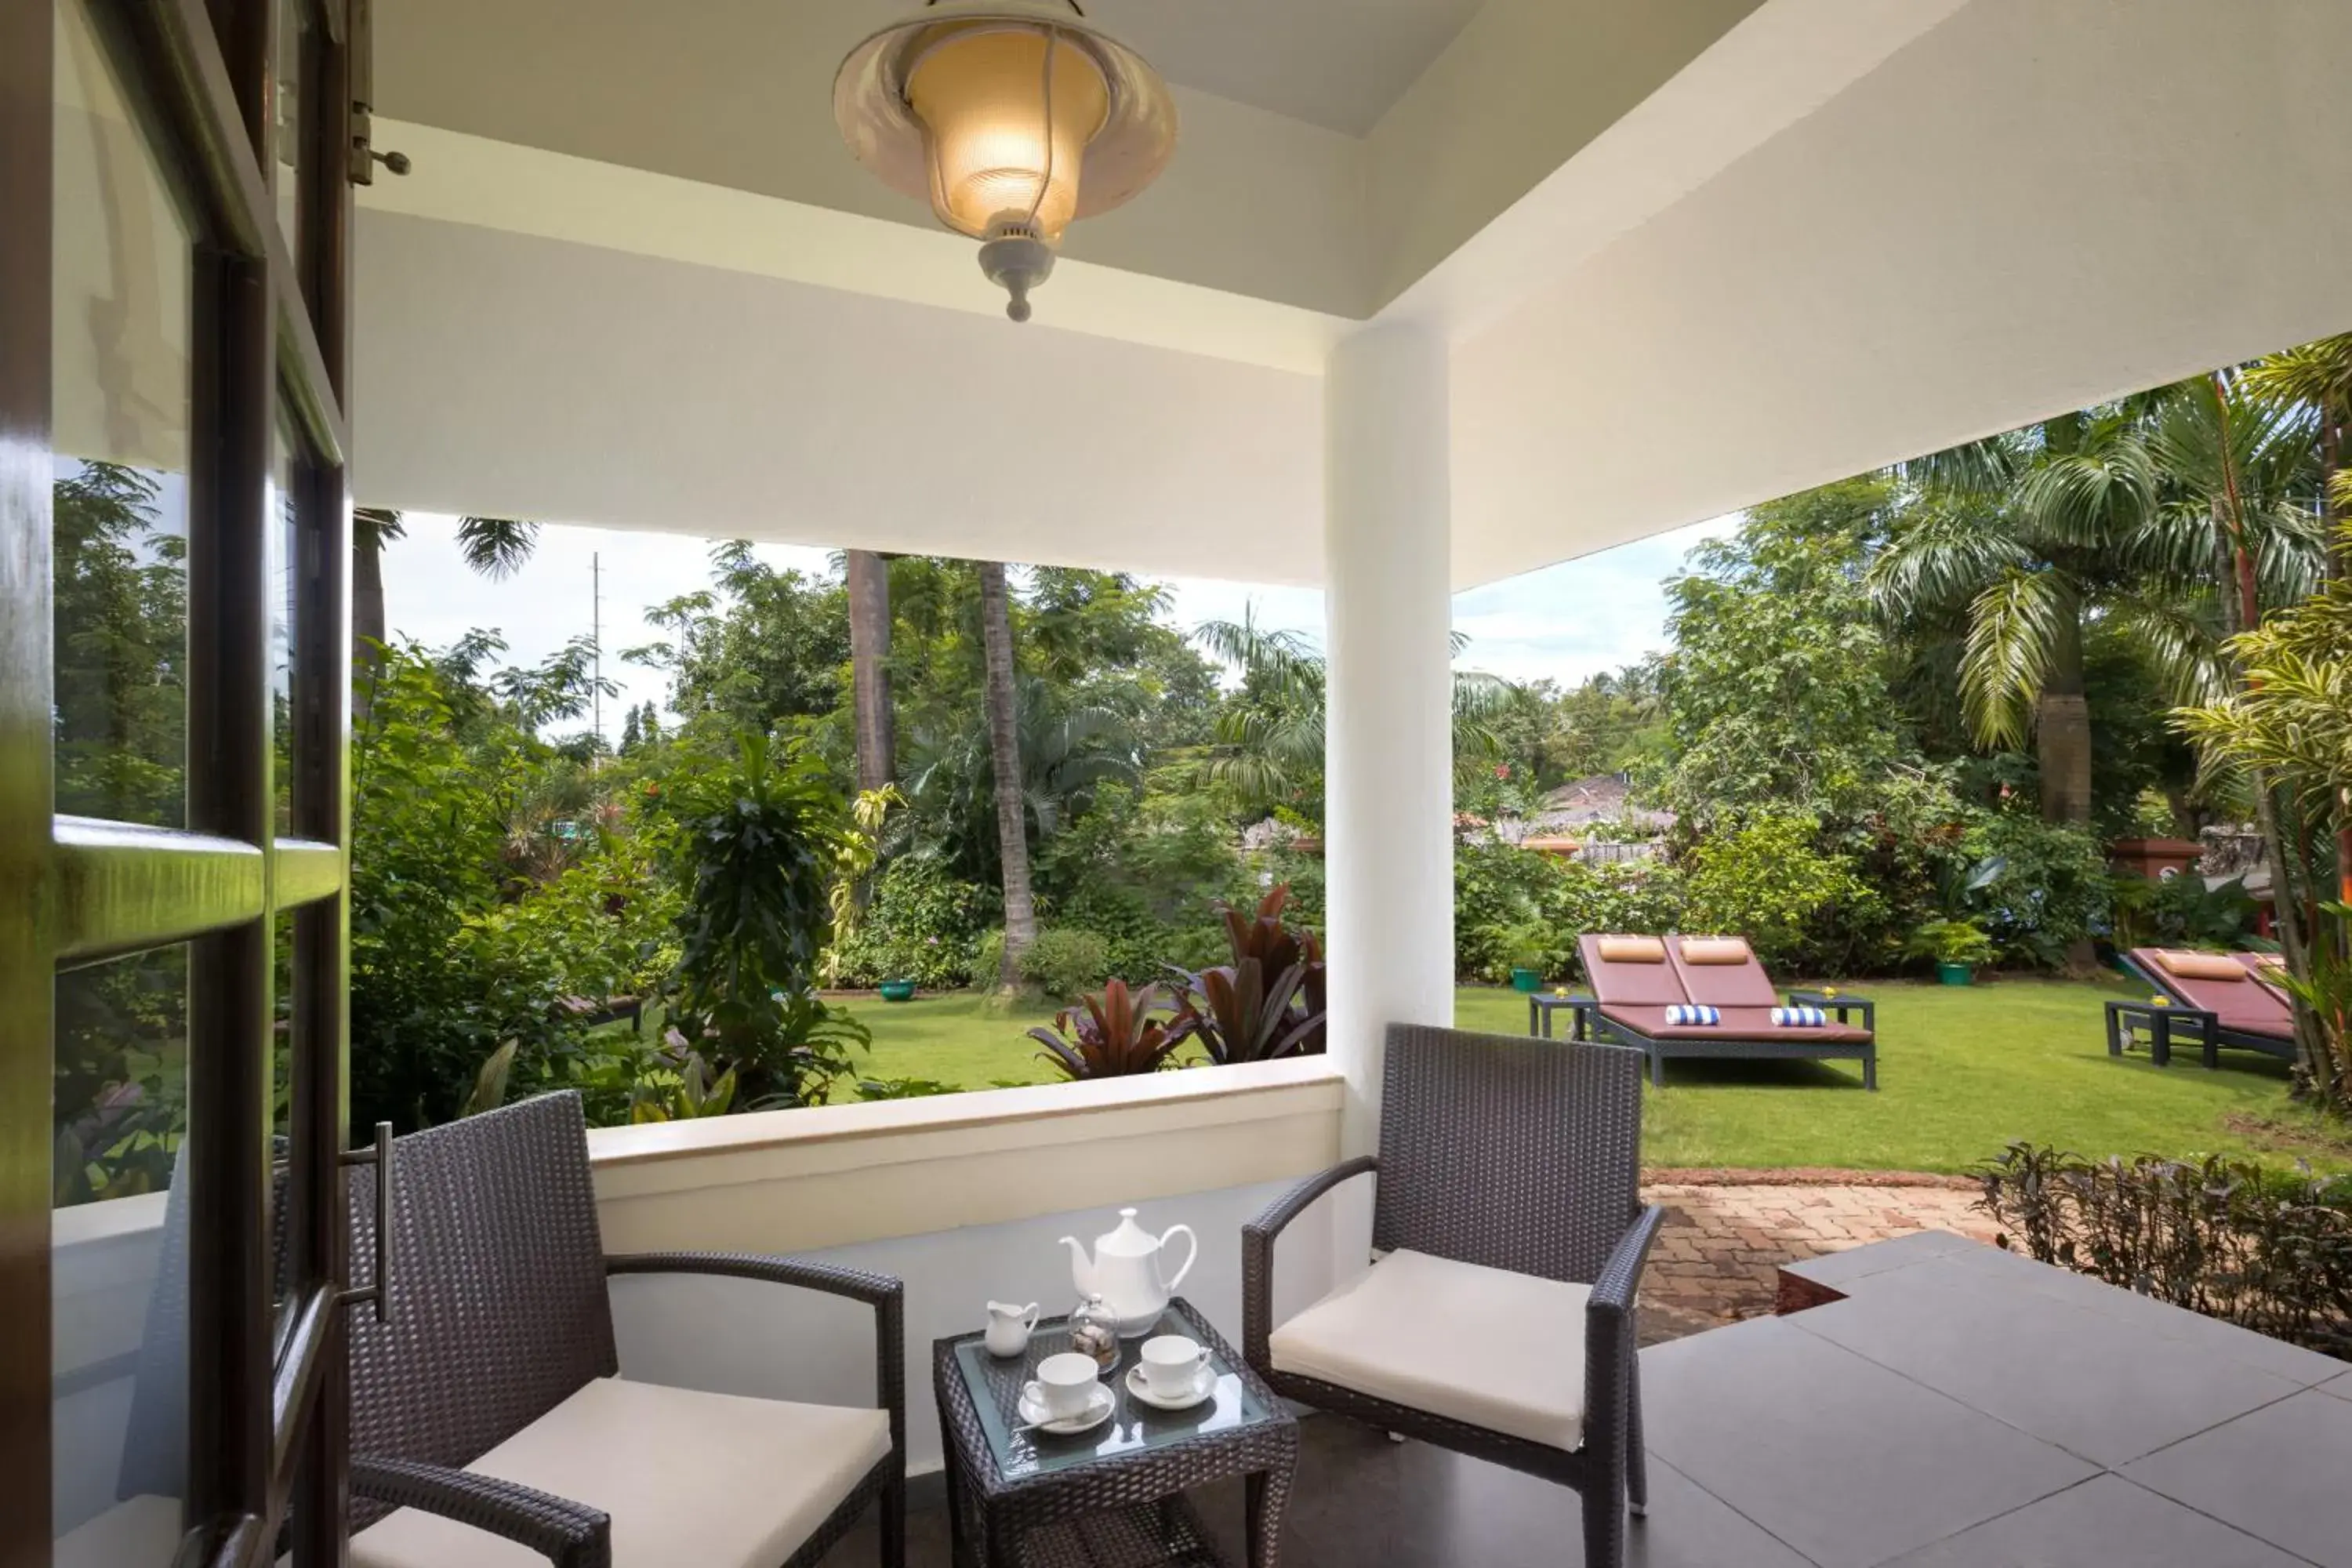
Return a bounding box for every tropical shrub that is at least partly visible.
[2107,873,2256,953]
[1022,927,1114,1000]
[830,855,995,989]
[349,647,596,1133]
[1976,1142,2352,1356]
[1167,885,1328,1062]
[1680,814,1877,972]
[1905,916,1996,967]
[1029,980,1194,1080]
[655,729,871,1109]
[1956,813,2111,968]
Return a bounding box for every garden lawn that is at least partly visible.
[844,978,2349,1174]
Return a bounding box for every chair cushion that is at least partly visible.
[349,1377,891,1568]
[2155,950,2245,982]
[1677,936,1751,965]
[1268,1249,1591,1452]
[1595,935,1665,964]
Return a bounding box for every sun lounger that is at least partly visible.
[2111,948,2298,1068]
[1577,934,1878,1089]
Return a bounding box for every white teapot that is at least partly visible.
[1060,1207,1197,1334]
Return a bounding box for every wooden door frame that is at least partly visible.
[4,0,358,1560]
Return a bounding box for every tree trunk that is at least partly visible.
[2035,584,2093,827]
[976,561,1036,988]
[352,527,387,722]
[845,550,896,794]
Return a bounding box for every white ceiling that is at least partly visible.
[1080,0,1485,135]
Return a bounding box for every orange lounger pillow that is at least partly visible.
[2154,950,2245,982]
[1678,937,1752,965]
[1596,936,1666,964]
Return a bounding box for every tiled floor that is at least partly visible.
[825,1235,2350,1566]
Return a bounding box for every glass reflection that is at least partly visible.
[51,947,191,1562]
[52,0,193,830]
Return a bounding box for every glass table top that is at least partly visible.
[948,1299,1279,1482]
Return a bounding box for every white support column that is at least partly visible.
[1323,323,1454,1158]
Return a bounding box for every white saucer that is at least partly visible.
[1018,1381,1115,1436]
[1125,1363,1216,1413]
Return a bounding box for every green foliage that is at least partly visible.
[1976,1142,2352,1356]
[53,461,187,824]
[1656,482,1907,824]
[1022,928,1113,1001]
[1166,885,1328,1062]
[1956,813,2111,968]
[833,855,996,988]
[1037,781,1253,981]
[1681,815,1877,972]
[350,645,601,1133]
[655,729,870,1108]
[1027,979,1193,1080]
[1454,842,1688,982]
[972,925,1114,1001]
[1906,917,1997,967]
[2108,873,2256,953]
[53,947,187,1204]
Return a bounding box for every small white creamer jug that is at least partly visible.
[985,1300,1040,1358]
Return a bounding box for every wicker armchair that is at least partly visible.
[1243,1025,1662,1568]
[344,1092,905,1568]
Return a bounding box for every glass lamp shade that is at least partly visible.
[905,25,1109,242]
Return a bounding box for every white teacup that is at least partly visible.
[1026,1352,1101,1420]
[1139,1334,1211,1396]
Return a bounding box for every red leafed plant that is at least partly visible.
[1028,979,1197,1081]
[1168,884,1329,1064]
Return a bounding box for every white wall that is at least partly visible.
[1450,0,2352,586]
[609,1178,1345,1477]
[352,212,1324,583]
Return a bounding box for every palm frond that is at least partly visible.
[1864,502,2024,618]
[2012,414,2156,550]
[1958,567,2067,751]
[456,515,543,580]
[2241,334,2352,416]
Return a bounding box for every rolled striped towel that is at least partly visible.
[1771,1006,1828,1027]
[1664,1004,1721,1026]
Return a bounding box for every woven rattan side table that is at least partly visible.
[935,1296,1298,1567]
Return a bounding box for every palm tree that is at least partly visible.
[350,510,543,714]
[975,561,1036,988]
[1869,397,2318,825]
[1189,611,1517,809]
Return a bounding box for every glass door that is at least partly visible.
[5,0,364,1562]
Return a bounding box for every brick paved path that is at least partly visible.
[1635,1175,2001,1343]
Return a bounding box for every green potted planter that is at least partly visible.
[1908,917,1996,988]
[877,978,917,1003]
[1510,966,1544,994]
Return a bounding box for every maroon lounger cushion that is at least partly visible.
[1667,937,1782,1009]
[1600,1004,1874,1044]
[2129,948,2294,1039]
[1578,935,1687,1007]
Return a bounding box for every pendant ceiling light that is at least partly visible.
[835,0,1178,321]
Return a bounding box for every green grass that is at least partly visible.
[835,978,2350,1174]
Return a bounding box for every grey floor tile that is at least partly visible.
[1779,1228,1983,1291]
[1639,1317,2094,1568]
[1939,1246,2345,1388]
[818,1414,1820,1567]
[2124,1390,2352,1567]
[1787,1254,2305,1465]
[1882,1474,2309,1568]
[2318,1372,2352,1403]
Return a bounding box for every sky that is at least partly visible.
[378,515,1741,745]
